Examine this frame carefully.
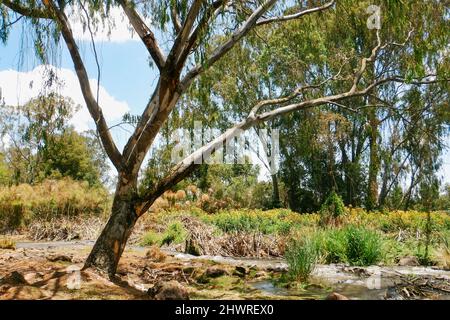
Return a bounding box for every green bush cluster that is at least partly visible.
[202,209,315,235]
[141,221,187,247]
[319,191,346,226]
[313,225,382,266]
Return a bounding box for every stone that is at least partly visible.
[1,285,50,300]
[204,266,228,278]
[46,254,73,263]
[398,256,420,267]
[325,292,350,300]
[0,271,28,286]
[148,281,189,300]
[233,266,247,277]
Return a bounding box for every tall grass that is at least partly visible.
[0,178,110,232]
[285,237,317,282]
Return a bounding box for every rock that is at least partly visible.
[46,254,73,263]
[233,266,248,277]
[204,266,228,278]
[384,287,404,300]
[24,272,45,284]
[148,281,189,300]
[398,256,420,267]
[254,271,268,278]
[0,271,28,286]
[1,285,50,300]
[325,292,349,300]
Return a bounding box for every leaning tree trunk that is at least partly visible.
[84,181,140,277]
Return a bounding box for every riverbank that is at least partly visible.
[1,241,449,300]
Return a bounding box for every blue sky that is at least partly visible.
[0,10,449,186]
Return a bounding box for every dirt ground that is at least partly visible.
[1,241,450,300]
[0,243,279,300]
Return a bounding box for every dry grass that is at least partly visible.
[146,246,167,262]
[180,215,285,257]
[0,237,16,250]
[27,216,106,241]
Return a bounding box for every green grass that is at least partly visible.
[140,230,163,246]
[344,225,382,266]
[285,237,317,282]
[141,221,187,247]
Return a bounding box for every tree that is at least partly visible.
[1,0,448,276]
[0,94,108,186]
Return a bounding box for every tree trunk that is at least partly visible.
[366,108,379,211]
[84,182,139,277]
[271,173,281,208]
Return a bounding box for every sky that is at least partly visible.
[0,7,449,186]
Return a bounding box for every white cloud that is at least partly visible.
[0,65,129,132]
[68,6,140,43]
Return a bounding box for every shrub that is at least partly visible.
[141,231,163,246]
[285,237,317,282]
[0,178,110,232]
[319,191,346,226]
[0,237,16,250]
[322,230,347,264]
[160,221,187,246]
[344,225,382,266]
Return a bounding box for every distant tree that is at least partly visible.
[0,94,108,186]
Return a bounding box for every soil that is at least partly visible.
[1,241,449,300]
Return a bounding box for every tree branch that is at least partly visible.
[118,0,166,70]
[1,0,53,19]
[43,0,123,169]
[180,0,334,90]
[256,0,335,26]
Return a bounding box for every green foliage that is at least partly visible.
[140,221,188,247]
[312,225,382,266]
[205,209,305,235]
[40,129,102,186]
[160,221,187,246]
[319,191,346,225]
[344,225,382,266]
[0,153,11,185]
[285,237,317,282]
[140,231,162,247]
[0,95,108,187]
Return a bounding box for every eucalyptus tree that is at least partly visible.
[1,0,448,276]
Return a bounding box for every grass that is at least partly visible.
[285,237,317,282]
[344,225,382,266]
[141,221,187,247]
[0,178,110,232]
[0,237,16,250]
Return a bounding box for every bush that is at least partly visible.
[141,231,163,246]
[319,192,346,226]
[285,237,317,282]
[344,225,382,266]
[0,178,110,232]
[0,237,16,250]
[160,221,187,246]
[204,209,308,235]
[312,225,382,266]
